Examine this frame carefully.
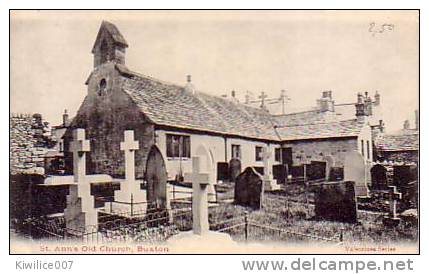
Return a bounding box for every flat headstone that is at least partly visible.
[273,164,288,184]
[322,155,334,181]
[313,181,358,223]
[229,158,242,182]
[371,164,388,189]
[393,165,412,189]
[234,167,264,210]
[216,162,229,181]
[307,161,326,180]
[344,151,369,197]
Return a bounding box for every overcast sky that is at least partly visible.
[10,10,419,132]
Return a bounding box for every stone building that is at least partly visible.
[375,111,419,163]
[63,21,380,180]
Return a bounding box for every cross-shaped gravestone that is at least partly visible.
[262,147,272,180]
[259,91,268,108]
[69,128,90,183]
[120,130,139,182]
[388,185,402,219]
[191,156,210,235]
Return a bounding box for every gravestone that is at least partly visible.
[234,167,264,210]
[189,145,217,202]
[307,161,326,181]
[167,158,234,249]
[371,164,388,189]
[262,147,280,191]
[229,158,242,182]
[114,130,146,206]
[290,165,304,178]
[313,181,357,223]
[190,156,210,235]
[344,151,369,197]
[329,167,344,181]
[273,164,288,184]
[393,165,412,189]
[322,155,334,181]
[146,145,169,210]
[216,162,229,181]
[64,128,98,233]
[383,186,402,227]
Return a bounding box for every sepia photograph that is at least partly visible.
[9,10,419,254]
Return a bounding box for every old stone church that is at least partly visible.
[63,21,380,182]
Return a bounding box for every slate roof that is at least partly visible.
[376,131,419,151]
[275,119,366,141]
[273,103,356,127]
[117,65,280,141]
[91,21,128,53]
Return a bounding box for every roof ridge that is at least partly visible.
[116,64,271,114]
[276,118,359,129]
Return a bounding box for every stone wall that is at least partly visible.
[379,150,418,163]
[10,114,54,174]
[283,138,358,167]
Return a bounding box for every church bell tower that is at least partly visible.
[91,21,128,68]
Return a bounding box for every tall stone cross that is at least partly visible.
[262,147,272,180]
[259,91,268,109]
[191,156,210,235]
[388,186,402,219]
[120,130,139,181]
[69,128,91,183]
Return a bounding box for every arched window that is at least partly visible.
[98,78,107,96]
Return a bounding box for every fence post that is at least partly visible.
[244,212,248,242]
[131,194,134,217]
[173,184,176,201]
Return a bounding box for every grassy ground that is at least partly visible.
[204,185,418,244]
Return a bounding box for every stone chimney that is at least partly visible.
[62,109,69,127]
[403,120,410,130]
[355,92,366,117]
[317,90,335,112]
[415,110,419,130]
[364,92,373,116]
[185,75,196,94]
[374,90,381,106]
[230,90,239,103]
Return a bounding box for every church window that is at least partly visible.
[255,146,263,161]
[166,134,190,158]
[98,78,107,96]
[275,148,281,162]
[361,140,365,157]
[231,144,241,159]
[366,140,370,159]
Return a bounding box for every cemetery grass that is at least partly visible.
[205,186,418,244]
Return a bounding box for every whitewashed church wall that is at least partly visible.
[155,129,225,180]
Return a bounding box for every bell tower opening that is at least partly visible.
[91,21,128,68]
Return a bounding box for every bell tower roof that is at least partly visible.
[91,21,128,54]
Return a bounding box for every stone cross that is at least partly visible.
[69,128,90,183]
[259,91,268,108]
[388,186,402,219]
[262,147,272,180]
[191,156,210,235]
[120,130,139,181]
